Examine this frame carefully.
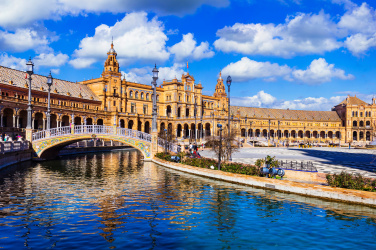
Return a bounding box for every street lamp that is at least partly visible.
[250,121,254,147]
[245,116,247,139]
[26,58,34,130]
[217,124,223,170]
[46,72,53,131]
[226,76,232,160]
[194,100,197,145]
[164,128,167,153]
[268,119,271,140]
[151,65,159,133]
[200,109,203,140]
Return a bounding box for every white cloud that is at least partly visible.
[0,53,27,71]
[122,63,186,85]
[0,28,50,53]
[169,33,214,61]
[221,57,353,84]
[292,58,355,84]
[0,0,229,28]
[70,12,170,68]
[232,90,346,111]
[214,11,342,58]
[232,91,276,107]
[51,68,60,74]
[222,57,291,82]
[34,53,69,67]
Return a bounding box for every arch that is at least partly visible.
[320,131,325,139]
[366,131,371,141]
[120,119,125,128]
[128,120,134,129]
[19,110,27,128]
[86,117,93,126]
[328,131,333,138]
[62,115,70,127]
[50,114,57,128]
[241,128,246,137]
[177,107,181,118]
[137,120,142,131]
[205,123,211,136]
[74,116,82,125]
[144,121,150,134]
[291,130,296,138]
[33,134,152,160]
[313,131,318,138]
[97,119,104,126]
[359,131,364,140]
[248,128,253,137]
[168,123,173,135]
[34,112,44,130]
[305,130,311,138]
[186,108,190,117]
[129,91,133,98]
[160,122,165,132]
[353,120,357,127]
[284,130,289,138]
[335,131,340,139]
[270,129,275,138]
[177,124,182,137]
[146,93,149,100]
[353,131,357,141]
[135,91,139,99]
[359,121,364,127]
[298,130,303,138]
[366,120,371,126]
[141,92,144,99]
[2,108,13,127]
[255,129,261,137]
[262,129,267,137]
[184,123,189,138]
[190,123,196,139]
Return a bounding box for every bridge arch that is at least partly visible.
[32,125,154,160]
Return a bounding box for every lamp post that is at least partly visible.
[200,110,203,140]
[250,121,254,147]
[194,100,197,145]
[164,128,167,153]
[217,124,223,170]
[245,116,247,139]
[26,58,34,130]
[268,119,271,141]
[226,76,232,161]
[151,65,158,133]
[46,72,53,131]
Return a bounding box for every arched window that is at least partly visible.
[360,112,363,117]
[179,95,181,101]
[157,95,159,101]
[146,93,149,100]
[352,111,354,117]
[135,92,139,99]
[356,111,358,117]
[141,92,144,99]
[129,91,133,98]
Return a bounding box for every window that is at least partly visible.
[157,95,159,101]
[131,103,136,113]
[360,112,363,117]
[143,105,148,114]
[135,92,139,99]
[113,101,116,106]
[129,91,133,98]
[146,93,149,100]
[141,92,144,99]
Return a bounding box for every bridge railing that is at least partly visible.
[32,125,152,143]
[0,141,30,153]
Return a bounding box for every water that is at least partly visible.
[0,149,375,249]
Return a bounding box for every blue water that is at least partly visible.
[0,150,375,249]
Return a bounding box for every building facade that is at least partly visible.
[0,43,374,145]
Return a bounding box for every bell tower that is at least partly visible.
[102,42,121,78]
[213,71,227,98]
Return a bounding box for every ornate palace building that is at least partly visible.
[0,43,375,145]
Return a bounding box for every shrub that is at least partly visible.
[326,171,376,192]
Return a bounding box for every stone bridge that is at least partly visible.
[31,125,177,160]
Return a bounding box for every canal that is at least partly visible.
[0,149,375,249]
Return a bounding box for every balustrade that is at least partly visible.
[0,141,30,154]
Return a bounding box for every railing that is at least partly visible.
[279,160,317,172]
[0,141,30,153]
[32,125,152,143]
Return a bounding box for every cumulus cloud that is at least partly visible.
[0,53,27,71]
[0,0,229,28]
[292,58,355,84]
[214,11,342,58]
[0,28,50,53]
[122,63,186,85]
[215,2,376,57]
[169,33,214,62]
[222,57,291,82]
[34,53,69,67]
[232,90,346,111]
[222,57,353,84]
[70,12,170,68]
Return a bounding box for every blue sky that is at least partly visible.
[1,0,375,111]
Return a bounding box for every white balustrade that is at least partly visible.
[31,125,153,143]
[0,141,30,154]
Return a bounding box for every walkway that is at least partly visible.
[200,147,376,178]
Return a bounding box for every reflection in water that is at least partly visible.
[0,149,375,249]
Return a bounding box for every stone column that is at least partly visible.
[43,119,46,130]
[13,115,16,128]
[189,129,191,138]
[0,113,3,127]
[32,118,35,129]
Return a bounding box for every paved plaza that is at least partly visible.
[200,147,376,178]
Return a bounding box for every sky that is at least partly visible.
[0,0,376,111]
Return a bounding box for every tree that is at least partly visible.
[206,130,239,161]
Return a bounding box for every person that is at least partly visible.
[349,142,351,149]
[177,144,181,153]
[3,134,8,142]
[202,143,205,150]
[189,143,193,154]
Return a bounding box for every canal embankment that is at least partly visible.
[153,158,376,207]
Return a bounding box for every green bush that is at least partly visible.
[326,171,376,192]
[155,152,172,161]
